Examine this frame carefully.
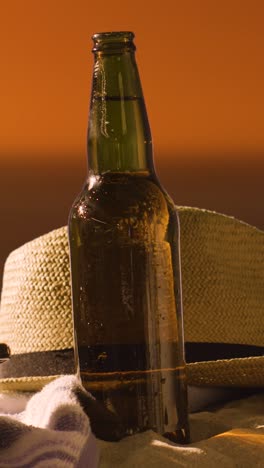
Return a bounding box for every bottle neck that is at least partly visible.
[87,47,154,175]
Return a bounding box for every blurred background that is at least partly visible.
[1,0,263,284]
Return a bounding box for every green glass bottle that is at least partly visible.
[68,31,189,443]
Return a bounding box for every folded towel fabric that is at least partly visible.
[0,375,99,468]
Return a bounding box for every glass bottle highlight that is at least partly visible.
[68,31,189,443]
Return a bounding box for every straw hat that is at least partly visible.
[0,207,263,391]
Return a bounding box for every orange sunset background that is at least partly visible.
[0,0,264,283]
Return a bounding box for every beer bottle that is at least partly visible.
[68,31,189,443]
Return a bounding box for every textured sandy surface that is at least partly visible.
[99,393,264,467]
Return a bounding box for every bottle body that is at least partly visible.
[69,171,188,441]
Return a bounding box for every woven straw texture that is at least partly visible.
[178,207,264,346]
[0,375,59,392]
[0,207,263,389]
[186,356,264,387]
[0,229,73,354]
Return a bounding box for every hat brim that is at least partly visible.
[187,356,264,387]
[0,356,263,392]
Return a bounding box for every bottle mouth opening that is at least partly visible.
[92,31,135,53]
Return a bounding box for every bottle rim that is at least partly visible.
[92,31,135,42]
[92,31,136,53]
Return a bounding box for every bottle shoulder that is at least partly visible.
[70,172,176,219]
[69,173,179,244]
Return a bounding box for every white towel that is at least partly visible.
[0,375,99,468]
